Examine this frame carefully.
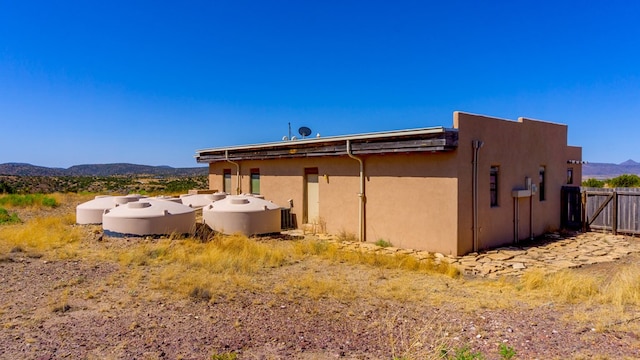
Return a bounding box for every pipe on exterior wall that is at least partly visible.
[472,140,484,252]
[225,150,241,194]
[346,140,365,242]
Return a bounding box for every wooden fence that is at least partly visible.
[575,187,640,235]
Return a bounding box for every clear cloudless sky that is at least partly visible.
[1,0,639,168]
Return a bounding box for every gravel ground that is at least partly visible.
[1,202,639,359]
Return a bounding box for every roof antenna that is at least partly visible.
[288,122,292,141]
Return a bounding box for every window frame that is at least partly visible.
[490,165,499,207]
[250,168,260,195]
[223,169,232,193]
[539,166,546,201]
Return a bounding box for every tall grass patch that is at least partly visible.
[0,193,59,208]
[0,213,82,256]
[519,267,640,305]
[520,268,599,302]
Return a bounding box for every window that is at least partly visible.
[250,169,260,194]
[223,169,232,193]
[539,166,546,201]
[490,166,499,207]
[567,168,573,185]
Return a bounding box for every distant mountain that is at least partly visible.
[619,159,640,166]
[0,163,67,176]
[583,160,640,179]
[0,162,208,177]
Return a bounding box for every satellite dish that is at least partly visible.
[298,126,312,138]
[282,136,289,141]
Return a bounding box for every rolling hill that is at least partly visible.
[0,163,208,177]
[582,159,640,179]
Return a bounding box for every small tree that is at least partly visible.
[607,174,640,188]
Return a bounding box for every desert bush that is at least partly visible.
[210,352,237,360]
[375,238,393,248]
[0,193,58,208]
[582,178,605,188]
[0,207,21,225]
[607,174,640,188]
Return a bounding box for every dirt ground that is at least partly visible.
[1,203,639,359]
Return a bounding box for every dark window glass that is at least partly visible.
[490,166,499,207]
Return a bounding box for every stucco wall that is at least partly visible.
[208,153,460,254]
[205,111,581,256]
[453,112,581,254]
[364,152,459,254]
[208,157,361,236]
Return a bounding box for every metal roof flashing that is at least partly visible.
[195,126,458,163]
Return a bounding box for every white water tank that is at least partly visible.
[179,192,227,208]
[102,199,196,236]
[202,195,281,236]
[76,194,146,224]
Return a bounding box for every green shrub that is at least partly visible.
[498,343,516,360]
[440,345,485,359]
[582,178,605,188]
[375,239,392,248]
[607,174,640,188]
[0,207,21,224]
[0,194,58,208]
[210,352,237,360]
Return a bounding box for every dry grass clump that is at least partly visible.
[0,213,82,257]
[293,240,460,278]
[520,268,599,303]
[600,265,640,306]
[118,234,291,272]
[519,265,640,307]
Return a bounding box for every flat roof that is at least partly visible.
[195,126,458,163]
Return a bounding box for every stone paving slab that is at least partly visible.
[311,231,640,278]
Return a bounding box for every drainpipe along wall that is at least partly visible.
[225,150,241,195]
[472,140,484,252]
[346,140,366,242]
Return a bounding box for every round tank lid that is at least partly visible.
[205,195,281,212]
[128,201,152,208]
[104,199,195,218]
[230,198,250,205]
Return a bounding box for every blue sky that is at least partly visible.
[1,1,639,168]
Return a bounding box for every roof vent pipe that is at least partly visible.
[346,140,365,242]
[225,150,241,195]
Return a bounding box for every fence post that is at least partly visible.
[581,191,587,232]
[612,190,618,235]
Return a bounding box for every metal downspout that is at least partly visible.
[225,150,241,195]
[472,140,484,252]
[346,140,365,242]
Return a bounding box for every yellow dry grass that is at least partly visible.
[0,212,83,257]
[519,266,640,307]
[1,193,640,338]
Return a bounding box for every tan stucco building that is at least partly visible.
[196,111,582,256]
